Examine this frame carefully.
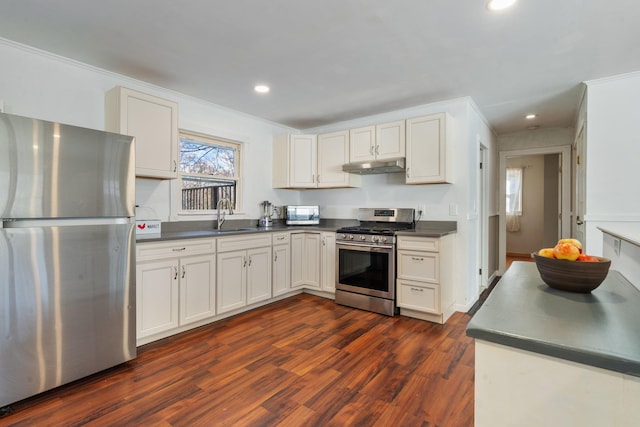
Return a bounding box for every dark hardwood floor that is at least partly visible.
[1,294,475,426]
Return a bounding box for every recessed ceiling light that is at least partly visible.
[254,84,270,94]
[525,114,537,119]
[487,0,517,11]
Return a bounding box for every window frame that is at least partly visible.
[175,129,243,217]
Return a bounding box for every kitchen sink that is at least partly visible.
[216,227,258,232]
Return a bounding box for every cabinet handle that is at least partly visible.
[370,146,374,155]
[410,287,424,292]
[274,253,278,262]
[181,265,186,279]
[406,167,410,178]
[172,247,186,252]
[375,145,380,155]
[411,257,424,261]
[276,236,285,241]
[173,160,177,172]
[317,174,320,183]
[173,266,178,280]
[243,257,247,268]
[248,256,252,267]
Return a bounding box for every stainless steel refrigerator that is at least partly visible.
[0,111,136,408]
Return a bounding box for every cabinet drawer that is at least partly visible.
[397,250,439,283]
[137,238,216,261]
[272,232,290,244]
[397,236,439,252]
[397,280,440,314]
[217,234,272,252]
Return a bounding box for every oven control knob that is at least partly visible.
[341,234,347,239]
[381,236,387,243]
[360,235,366,241]
[348,234,354,240]
[371,236,378,243]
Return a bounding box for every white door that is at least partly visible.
[180,254,216,325]
[216,250,246,314]
[136,259,179,338]
[574,127,586,246]
[247,247,272,304]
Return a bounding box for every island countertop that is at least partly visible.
[466,261,640,377]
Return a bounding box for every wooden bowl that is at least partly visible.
[532,254,611,293]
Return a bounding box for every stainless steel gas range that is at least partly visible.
[335,208,415,316]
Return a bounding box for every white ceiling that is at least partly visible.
[1,0,640,134]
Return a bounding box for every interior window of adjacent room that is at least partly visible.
[177,130,242,214]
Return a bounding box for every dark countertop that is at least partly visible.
[467,261,640,377]
[136,219,457,243]
[396,220,457,237]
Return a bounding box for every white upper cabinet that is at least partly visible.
[406,113,453,184]
[273,134,317,188]
[105,86,178,179]
[317,130,361,188]
[274,132,359,189]
[349,121,405,163]
[375,120,406,160]
[349,125,376,163]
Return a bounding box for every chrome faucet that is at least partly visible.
[216,198,233,230]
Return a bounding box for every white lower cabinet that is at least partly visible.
[291,233,321,289]
[136,239,216,344]
[396,234,454,323]
[217,234,272,314]
[273,232,291,297]
[320,232,336,293]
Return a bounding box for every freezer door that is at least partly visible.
[0,223,136,407]
[0,112,135,219]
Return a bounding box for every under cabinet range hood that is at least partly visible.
[342,158,405,175]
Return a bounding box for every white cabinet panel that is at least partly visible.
[349,126,376,163]
[106,86,178,179]
[376,120,405,160]
[180,254,216,325]
[247,247,272,304]
[406,113,452,184]
[136,259,179,338]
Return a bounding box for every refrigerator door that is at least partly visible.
[0,112,135,220]
[0,222,136,407]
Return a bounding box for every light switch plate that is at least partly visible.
[449,203,458,216]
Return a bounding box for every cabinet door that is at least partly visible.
[289,134,317,187]
[106,87,178,179]
[291,234,305,288]
[349,126,376,163]
[320,232,336,293]
[397,250,439,283]
[376,120,406,160]
[136,259,179,339]
[317,130,351,188]
[216,250,246,314]
[273,244,291,297]
[304,233,321,289]
[406,113,448,184]
[179,254,216,325]
[247,247,272,305]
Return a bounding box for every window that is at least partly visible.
[179,130,241,212]
[505,167,523,232]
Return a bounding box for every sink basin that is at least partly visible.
[216,227,258,232]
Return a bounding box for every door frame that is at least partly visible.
[498,145,572,274]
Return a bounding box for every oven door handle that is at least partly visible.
[336,242,394,251]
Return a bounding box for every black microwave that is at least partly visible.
[284,205,319,225]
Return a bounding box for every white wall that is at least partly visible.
[584,72,640,255]
[0,38,301,221]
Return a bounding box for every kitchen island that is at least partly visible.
[467,261,640,426]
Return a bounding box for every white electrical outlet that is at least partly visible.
[449,203,458,216]
[419,204,426,216]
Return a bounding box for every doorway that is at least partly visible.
[498,145,572,274]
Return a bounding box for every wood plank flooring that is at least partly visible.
[1,294,475,426]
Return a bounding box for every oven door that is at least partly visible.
[336,241,395,300]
